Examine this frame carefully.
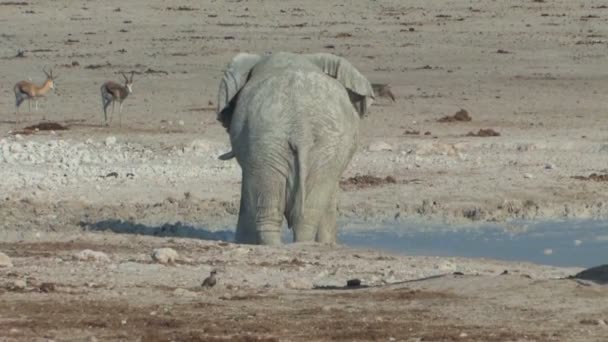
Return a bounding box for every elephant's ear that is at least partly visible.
[217,53,263,130]
[305,53,375,116]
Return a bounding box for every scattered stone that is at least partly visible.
[105,136,117,146]
[523,173,534,179]
[152,247,179,264]
[367,141,393,152]
[572,173,608,182]
[74,249,110,263]
[38,282,56,293]
[545,163,556,170]
[580,318,606,326]
[438,109,472,123]
[340,174,397,190]
[103,172,119,178]
[11,279,27,290]
[466,128,500,137]
[0,252,12,268]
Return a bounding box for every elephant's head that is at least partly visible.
[217,52,375,132]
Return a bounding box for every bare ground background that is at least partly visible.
[0,0,607,341]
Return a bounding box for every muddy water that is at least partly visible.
[338,220,608,267]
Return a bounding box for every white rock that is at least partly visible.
[523,173,534,179]
[0,252,12,268]
[545,163,556,170]
[152,247,179,264]
[12,279,27,290]
[368,141,393,152]
[74,249,111,263]
[105,136,117,146]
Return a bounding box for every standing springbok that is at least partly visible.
[100,71,134,127]
[13,68,56,119]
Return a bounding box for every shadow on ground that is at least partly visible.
[83,219,235,241]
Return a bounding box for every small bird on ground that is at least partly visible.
[201,269,218,288]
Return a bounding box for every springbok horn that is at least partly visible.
[121,72,128,82]
[130,71,135,82]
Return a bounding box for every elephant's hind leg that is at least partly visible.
[236,169,286,246]
[316,189,338,244]
[291,175,339,243]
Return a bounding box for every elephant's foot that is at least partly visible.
[257,228,282,246]
[293,224,317,243]
[315,229,337,244]
[235,231,257,245]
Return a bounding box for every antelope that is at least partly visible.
[100,71,134,126]
[13,68,56,119]
[371,83,396,102]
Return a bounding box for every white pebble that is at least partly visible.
[152,247,179,264]
[105,136,117,146]
[74,249,111,262]
[367,141,393,152]
[0,252,13,268]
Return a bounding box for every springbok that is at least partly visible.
[13,68,56,119]
[100,71,134,127]
[371,83,396,102]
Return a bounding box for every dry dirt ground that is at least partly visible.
[1,233,607,341]
[1,0,608,341]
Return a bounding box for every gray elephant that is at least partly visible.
[217,52,374,245]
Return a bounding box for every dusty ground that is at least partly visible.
[1,232,607,341]
[1,0,607,341]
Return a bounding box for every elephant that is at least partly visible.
[217,52,375,245]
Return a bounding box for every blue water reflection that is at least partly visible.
[338,219,607,267]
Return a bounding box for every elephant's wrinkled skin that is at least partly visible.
[217,52,374,245]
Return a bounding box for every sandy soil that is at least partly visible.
[1,0,607,340]
[1,232,607,341]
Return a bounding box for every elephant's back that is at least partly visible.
[235,69,358,138]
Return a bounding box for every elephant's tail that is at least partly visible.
[287,142,306,229]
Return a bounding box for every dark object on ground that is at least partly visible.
[340,174,397,190]
[346,279,361,287]
[38,282,56,293]
[572,265,608,285]
[437,109,472,122]
[103,172,119,179]
[467,128,500,137]
[572,173,608,182]
[13,122,69,135]
[24,122,68,131]
[202,270,217,288]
